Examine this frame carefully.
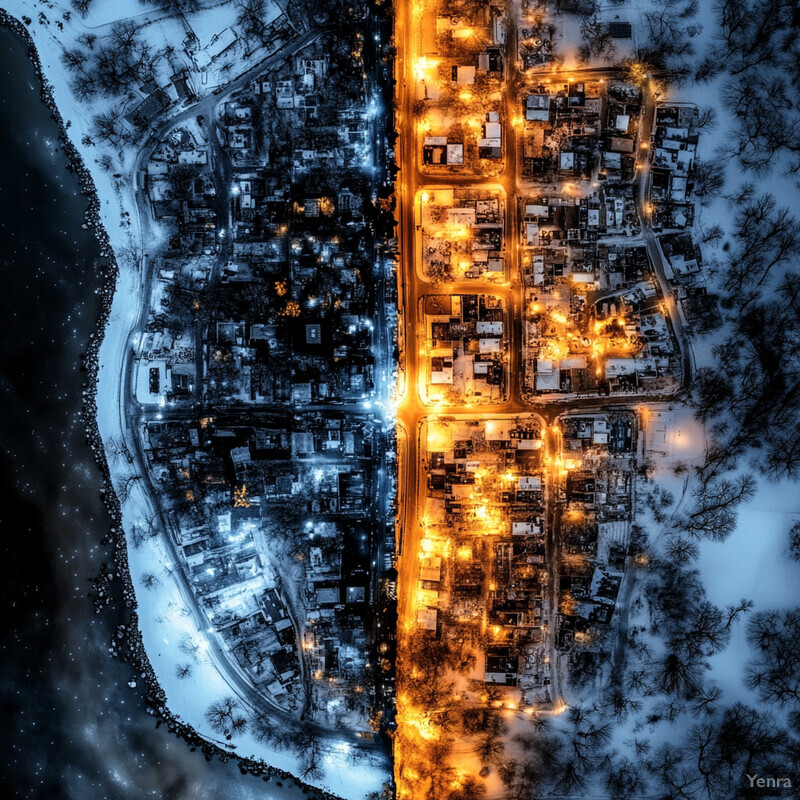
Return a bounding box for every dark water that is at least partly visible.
[0,26,292,800]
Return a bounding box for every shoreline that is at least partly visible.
[0,10,351,798]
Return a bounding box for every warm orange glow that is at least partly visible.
[233,484,250,508]
[405,711,439,741]
[393,5,644,794]
[414,55,439,81]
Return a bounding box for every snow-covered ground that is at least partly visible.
[655,0,800,690]
[699,482,800,701]
[636,0,800,697]
[550,0,800,771]
[6,0,799,794]
[1,1,390,796]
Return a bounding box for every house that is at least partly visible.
[170,70,196,103]
[535,359,559,391]
[423,137,464,165]
[453,65,476,85]
[609,137,635,153]
[306,324,322,344]
[485,648,518,685]
[270,648,299,683]
[479,118,502,159]
[205,27,237,61]
[526,93,550,122]
[417,608,438,630]
[125,89,170,128]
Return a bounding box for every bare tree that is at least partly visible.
[721,73,800,175]
[89,21,159,96]
[476,732,504,764]
[175,662,192,679]
[72,71,98,102]
[745,608,800,706]
[676,474,756,541]
[252,714,294,749]
[669,600,732,657]
[692,685,722,715]
[178,635,200,660]
[93,112,132,147]
[700,223,724,246]
[106,436,133,463]
[640,0,697,66]
[697,104,718,129]
[115,473,141,503]
[665,535,699,565]
[579,16,616,62]
[691,158,726,204]
[141,572,159,589]
[237,0,270,45]
[724,597,753,627]
[448,776,486,800]
[205,697,248,739]
[646,743,697,798]
[653,651,704,697]
[604,756,646,799]
[61,47,88,72]
[71,0,94,17]
[726,192,800,294]
[607,688,642,722]
[789,521,800,561]
[77,32,97,50]
[553,758,588,795]
[294,722,323,781]
[131,512,160,548]
[139,0,200,13]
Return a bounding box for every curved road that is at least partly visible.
[103,17,391,769]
